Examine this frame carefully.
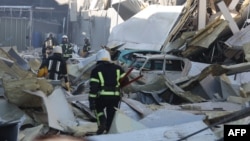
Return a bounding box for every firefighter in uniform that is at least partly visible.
[83,38,91,51]
[88,49,128,135]
[42,33,58,62]
[38,46,70,91]
[60,35,73,61]
[81,37,91,58]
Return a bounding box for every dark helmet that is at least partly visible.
[85,37,90,42]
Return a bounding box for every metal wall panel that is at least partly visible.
[71,10,110,51]
[0,17,61,51]
[69,0,78,22]
[33,20,61,47]
[0,17,29,51]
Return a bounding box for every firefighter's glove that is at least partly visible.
[89,98,96,111]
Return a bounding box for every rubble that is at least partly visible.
[1,0,250,141]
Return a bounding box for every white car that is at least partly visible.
[128,54,210,84]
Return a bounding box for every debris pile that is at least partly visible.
[1,0,250,141]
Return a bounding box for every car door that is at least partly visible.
[164,59,184,81]
[138,59,165,83]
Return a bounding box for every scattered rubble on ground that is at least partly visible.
[1,0,250,141]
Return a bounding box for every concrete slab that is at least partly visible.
[139,109,205,128]
[86,120,217,141]
[109,109,147,134]
[24,88,77,131]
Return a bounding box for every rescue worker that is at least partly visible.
[42,33,58,62]
[88,49,129,135]
[60,35,73,61]
[83,38,91,52]
[81,37,91,58]
[38,46,70,91]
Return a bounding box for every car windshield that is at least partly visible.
[130,57,147,70]
[130,57,184,71]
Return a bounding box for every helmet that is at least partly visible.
[53,46,62,54]
[96,49,111,61]
[47,33,53,38]
[46,32,53,38]
[84,37,89,42]
[62,35,68,39]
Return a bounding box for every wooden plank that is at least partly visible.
[217,1,240,34]
[198,0,207,30]
[228,0,240,10]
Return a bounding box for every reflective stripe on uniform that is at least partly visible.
[54,73,59,80]
[96,111,104,125]
[61,44,72,57]
[116,69,120,87]
[90,78,99,83]
[89,93,97,98]
[63,54,71,57]
[99,90,120,96]
[56,61,61,72]
[48,60,53,70]
[94,69,121,96]
[97,112,104,117]
[120,73,126,79]
[98,72,104,86]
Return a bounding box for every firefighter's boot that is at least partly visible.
[96,115,107,135]
[96,124,106,135]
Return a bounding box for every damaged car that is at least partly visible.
[128,53,210,84]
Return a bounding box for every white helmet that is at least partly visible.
[62,35,68,39]
[96,49,111,61]
[53,46,62,54]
